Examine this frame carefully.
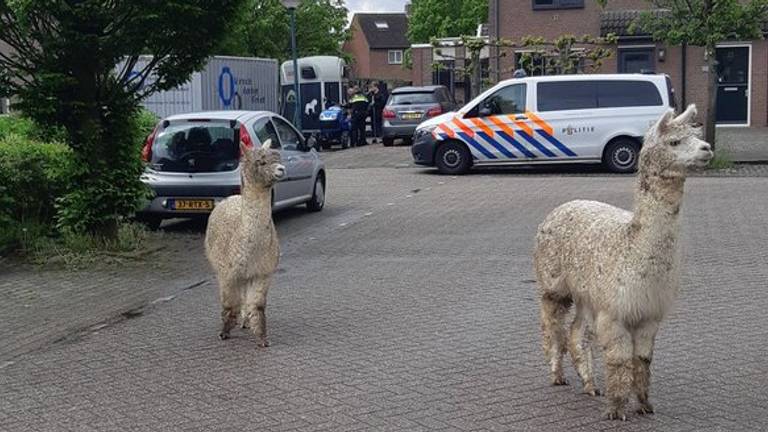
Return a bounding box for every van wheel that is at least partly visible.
[306,175,325,212]
[603,138,639,173]
[435,141,471,175]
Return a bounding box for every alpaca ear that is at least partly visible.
[655,109,676,135]
[261,138,272,150]
[672,104,697,126]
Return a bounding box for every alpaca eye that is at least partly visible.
[670,141,680,147]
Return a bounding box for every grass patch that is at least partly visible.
[708,149,734,170]
[2,222,158,269]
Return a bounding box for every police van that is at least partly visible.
[411,74,676,174]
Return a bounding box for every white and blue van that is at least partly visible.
[412,74,676,174]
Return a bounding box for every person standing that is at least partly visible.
[369,82,387,144]
[348,86,369,147]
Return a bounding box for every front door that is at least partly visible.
[716,46,750,125]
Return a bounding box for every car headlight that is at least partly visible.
[415,125,437,139]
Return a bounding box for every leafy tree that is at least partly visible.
[219,0,349,62]
[0,0,242,238]
[408,0,488,43]
[598,0,768,148]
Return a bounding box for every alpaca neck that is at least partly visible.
[630,171,685,250]
[240,184,273,224]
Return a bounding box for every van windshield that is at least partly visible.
[150,122,239,173]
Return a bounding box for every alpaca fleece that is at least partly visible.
[533,105,712,420]
[205,139,285,348]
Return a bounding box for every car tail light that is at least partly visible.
[239,123,254,156]
[383,108,396,119]
[141,125,159,162]
[426,106,443,118]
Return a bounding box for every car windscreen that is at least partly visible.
[388,92,438,105]
[150,122,239,173]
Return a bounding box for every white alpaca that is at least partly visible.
[205,139,285,347]
[533,105,712,420]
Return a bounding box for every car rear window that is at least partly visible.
[389,92,438,105]
[150,122,239,173]
[537,80,663,111]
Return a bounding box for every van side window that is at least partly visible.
[479,84,526,116]
[537,81,597,111]
[597,81,663,108]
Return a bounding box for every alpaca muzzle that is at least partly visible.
[274,164,286,180]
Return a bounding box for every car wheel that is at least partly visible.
[383,137,395,147]
[306,175,325,212]
[435,141,471,175]
[603,138,640,173]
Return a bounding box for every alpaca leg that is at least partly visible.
[569,304,599,396]
[540,291,571,386]
[597,314,633,421]
[245,277,270,348]
[632,322,659,415]
[218,280,240,340]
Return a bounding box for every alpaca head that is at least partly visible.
[639,104,713,177]
[240,139,286,189]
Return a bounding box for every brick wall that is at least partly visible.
[342,20,371,79]
[368,49,412,82]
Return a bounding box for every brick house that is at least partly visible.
[484,0,767,130]
[342,13,412,83]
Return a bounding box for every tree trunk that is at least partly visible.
[704,48,718,150]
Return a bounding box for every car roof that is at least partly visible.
[391,85,445,94]
[163,110,270,122]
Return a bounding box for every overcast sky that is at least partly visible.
[346,0,408,14]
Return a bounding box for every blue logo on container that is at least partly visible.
[218,66,236,107]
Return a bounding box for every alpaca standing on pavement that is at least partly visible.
[205,139,285,348]
[533,105,713,420]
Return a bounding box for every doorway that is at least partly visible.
[716,45,750,125]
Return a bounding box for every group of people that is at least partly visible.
[345,81,389,147]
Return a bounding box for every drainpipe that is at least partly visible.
[681,42,687,109]
[495,0,500,82]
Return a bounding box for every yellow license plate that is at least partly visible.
[173,199,214,211]
[402,113,421,120]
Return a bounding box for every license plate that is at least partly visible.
[172,199,214,211]
[401,113,421,120]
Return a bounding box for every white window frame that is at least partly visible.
[388,50,403,65]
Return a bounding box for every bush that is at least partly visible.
[0,114,67,143]
[0,134,74,225]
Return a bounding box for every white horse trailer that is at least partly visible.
[280,56,348,135]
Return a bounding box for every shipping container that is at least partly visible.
[122,56,279,118]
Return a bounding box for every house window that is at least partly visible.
[375,21,389,30]
[618,48,655,73]
[532,0,584,10]
[388,50,403,65]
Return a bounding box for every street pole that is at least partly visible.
[289,7,302,132]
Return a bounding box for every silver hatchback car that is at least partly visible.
[136,111,326,229]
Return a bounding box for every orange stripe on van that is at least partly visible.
[452,117,475,136]
[525,111,553,135]
[469,118,495,137]
[437,123,456,138]
[487,116,516,137]
[509,116,534,136]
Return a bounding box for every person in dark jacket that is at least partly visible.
[368,82,387,144]
[348,86,369,147]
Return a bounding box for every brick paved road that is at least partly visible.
[2,144,768,431]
